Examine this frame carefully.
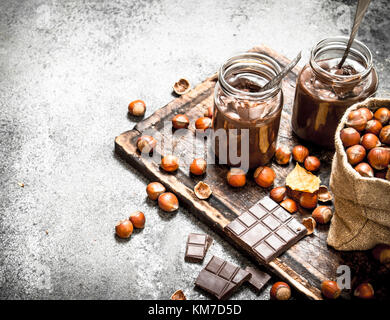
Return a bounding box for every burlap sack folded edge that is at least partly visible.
[327,97,390,251]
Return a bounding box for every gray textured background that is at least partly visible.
[1,0,389,300]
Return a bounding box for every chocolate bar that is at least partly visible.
[245,266,271,292]
[195,256,251,300]
[225,196,307,264]
[185,233,212,262]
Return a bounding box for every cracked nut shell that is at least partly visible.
[302,217,316,235]
[194,181,212,200]
[173,78,191,95]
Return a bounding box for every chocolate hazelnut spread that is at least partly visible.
[292,37,378,148]
[213,53,283,169]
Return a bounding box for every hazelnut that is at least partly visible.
[270,186,287,203]
[354,283,374,299]
[346,144,366,165]
[275,146,291,165]
[312,206,333,224]
[146,182,166,200]
[321,280,341,299]
[190,158,207,175]
[158,192,179,212]
[171,289,186,300]
[372,244,390,264]
[292,145,309,163]
[387,167,390,181]
[304,156,321,172]
[347,110,367,131]
[173,78,191,95]
[195,117,212,130]
[280,199,298,214]
[354,162,374,178]
[299,192,318,209]
[227,168,246,187]
[361,133,381,150]
[137,135,157,153]
[115,219,133,239]
[365,119,383,136]
[253,166,276,188]
[302,217,316,235]
[129,211,145,229]
[374,107,390,125]
[270,282,291,300]
[204,106,213,118]
[367,147,390,170]
[317,185,333,202]
[359,107,373,121]
[161,155,179,172]
[340,127,360,147]
[128,99,146,116]
[194,181,212,200]
[379,125,390,145]
[172,114,190,129]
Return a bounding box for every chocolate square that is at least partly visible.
[185,233,212,262]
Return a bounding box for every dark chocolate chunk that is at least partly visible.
[195,256,251,300]
[225,196,307,264]
[185,233,212,262]
[245,266,271,292]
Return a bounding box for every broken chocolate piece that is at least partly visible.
[185,233,212,262]
[225,196,307,264]
[245,266,271,292]
[195,256,251,300]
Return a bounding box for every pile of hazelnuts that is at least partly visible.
[133,107,215,215]
[340,106,390,180]
[274,145,332,228]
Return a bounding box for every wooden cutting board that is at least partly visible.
[115,45,389,300]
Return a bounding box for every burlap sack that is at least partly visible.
[328,97,390,251]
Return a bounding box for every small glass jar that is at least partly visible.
[212,53,283,169]
[292,36,378,148]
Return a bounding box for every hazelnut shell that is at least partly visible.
[171,290,187,300]
[173,78,191,95]
[194,181,212,200]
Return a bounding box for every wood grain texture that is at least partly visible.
[115,45,389,300]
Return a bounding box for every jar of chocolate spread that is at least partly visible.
[213,53,283,170]
[292,37,378,148]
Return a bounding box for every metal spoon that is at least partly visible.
[261,51,301,92]
[338,0,372,69]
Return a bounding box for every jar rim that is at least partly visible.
[310,36,373,82]
[218,52,282,100]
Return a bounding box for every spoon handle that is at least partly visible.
[261,51,301,92]
[338,0,371,69]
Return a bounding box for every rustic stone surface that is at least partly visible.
[0,0,389,299]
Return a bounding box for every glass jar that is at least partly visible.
[292,36,378,148]
[212,53,283,170]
